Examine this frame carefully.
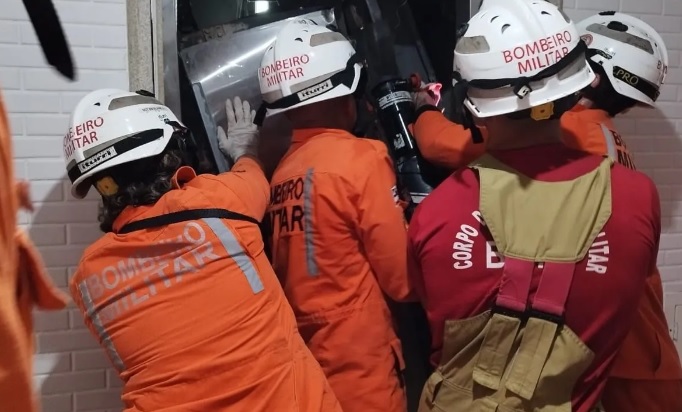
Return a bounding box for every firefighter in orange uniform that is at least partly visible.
[1,0,71,409]
[562,12,682,412]
[64,89,341,411]
[257,20,414,412]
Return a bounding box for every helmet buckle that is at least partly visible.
[514,83,532,99]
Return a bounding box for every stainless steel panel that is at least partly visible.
[192,83,230,173]
[179,9,335,174]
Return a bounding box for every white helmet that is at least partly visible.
[257,19,364,121]
[453,0,595,118]
[64,89,186,199]
[577,12,668,106]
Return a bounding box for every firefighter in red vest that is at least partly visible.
[407,1,661,411]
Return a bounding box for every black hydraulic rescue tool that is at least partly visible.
[355,0,447,221]
[22,0,76,80]
[371,77,441,221]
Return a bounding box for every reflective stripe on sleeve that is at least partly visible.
[203,218,264,294]
[303,168,319,276]
[77,281,125,371]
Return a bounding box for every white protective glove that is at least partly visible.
[217,96,259,161]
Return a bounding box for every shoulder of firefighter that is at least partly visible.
[198,157,270,221]
[561,105,637,170]
[353,137,401,208]
[351,137,415,302]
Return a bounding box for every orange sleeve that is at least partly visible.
[0,91,32,411]
[206,156,270,221]
[560,108,613,158]
[355,143,415,302]
[0,94,67,411]
[413,109,487,170]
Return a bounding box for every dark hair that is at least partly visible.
[286,95,356,131]
[96,134,213,233]
[582,61,637,116]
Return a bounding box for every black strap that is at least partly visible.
[23,0,75,80]
[452,41,588,100]
[254,53,363,126]
[611,64,660,102]
[451,40,588,144]
[117,208,260,235]
[67,128,165,184]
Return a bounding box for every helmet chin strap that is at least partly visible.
[170,122,204,171]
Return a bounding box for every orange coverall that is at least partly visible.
[268,128,414,412]
[413,105,682,411]
[70,157,341,412]
[562,105,682,412]
[0,92,68,411]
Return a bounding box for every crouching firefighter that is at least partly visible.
[255,20,415,412]
[64,89,341,411]
[406,1,661,411]
[561,12,682,412]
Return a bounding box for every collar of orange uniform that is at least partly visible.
[113,204,155,234]
[569,104,611,123]
[171,166,197,189]
[291,127,351,144]
[112,166,198,233]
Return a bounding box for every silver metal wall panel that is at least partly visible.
[178,9,335,173]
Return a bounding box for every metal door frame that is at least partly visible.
[127,0,181,116]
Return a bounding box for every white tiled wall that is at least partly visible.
[1,0,127,411]
[1,0,681,411]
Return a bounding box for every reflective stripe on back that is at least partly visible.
[599,123,618,160]
[303,168,319,276]
[77,281,125,371]
[202,218,264,294]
